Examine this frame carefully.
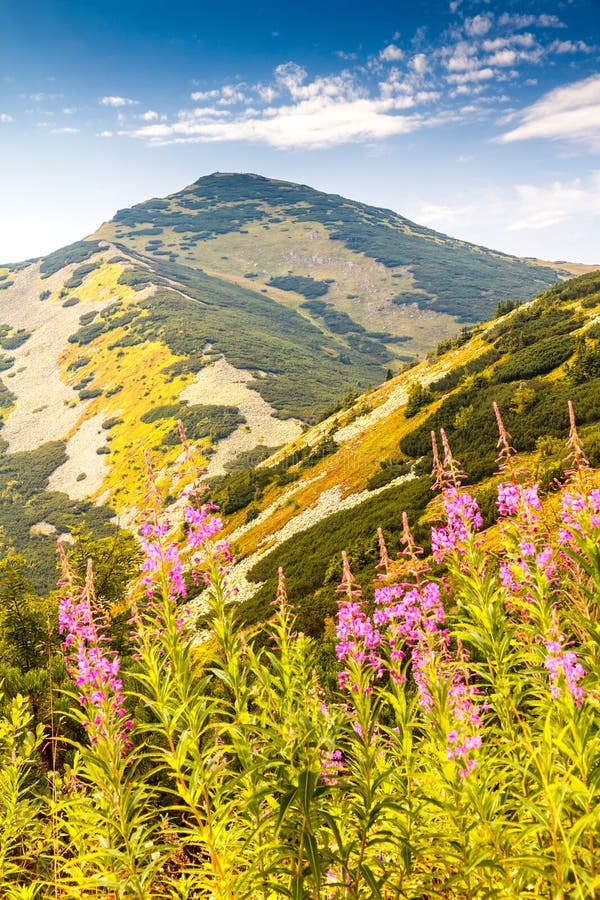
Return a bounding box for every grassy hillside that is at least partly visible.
[203,270,600,634]
[101,172,561,324]
[93,172,566,362]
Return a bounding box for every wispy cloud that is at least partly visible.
[509,175,600,230]
[129,93,427,149]
[497,13,566,30]
[100,95,138,107]
[50,126,79,134]
[0,113,13,123]
[499,74,600,149]
[119,10,595,152]
[414,171,600,243]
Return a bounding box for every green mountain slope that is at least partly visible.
[203,270,600,635]
[0,173,584,589]
[101,172,562,324]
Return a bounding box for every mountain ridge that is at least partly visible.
[0,174,597,590]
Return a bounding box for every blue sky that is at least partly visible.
[1,0,599,263]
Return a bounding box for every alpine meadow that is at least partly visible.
[1,0,600,897]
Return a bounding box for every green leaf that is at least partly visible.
[304,830,321,886]
[360,863,383,899]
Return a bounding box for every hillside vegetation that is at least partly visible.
[206,270,600,635]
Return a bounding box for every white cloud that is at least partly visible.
[139,109,159,121]
[483,33,536,51]
[550,39,593,55]
[50,126,79,134]
[487,49,517,67]
[379,44,404,62]
[413,172,600,259]
[411,53,428,75]
[274,62,308,97]
[128,92,425,149]
[256,84,277,103]
[537,14,566,29]
[465,14,493,37]
[498,13,565,30]
[98,130,113,137]
[100,95,138,107]
[509,174,600,231]
[446,42,478,72]
[499,74,600,149]
[486,47,543,66]
[62,107,76,115]
[447,68,495,84]
[218,84,249,106]
[190,89,220,101]
[0,113,13,123]
[180,106,230,118]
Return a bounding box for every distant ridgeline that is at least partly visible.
[110,173,560,321]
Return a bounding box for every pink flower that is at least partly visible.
[431,487,483,563]
[58,551,130,744]
[544,635,586,707]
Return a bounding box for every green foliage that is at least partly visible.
[67,320,108,346]
[405,380,433,418]
[0,327,31,351]
[269,274,331,299]
[430,347,501,394]
[490,300,581,352]
[0,441,115,592]
[62,260,99,290]
[568,335,600,385]
[366,456,411,490]
[39,239,103,278]
[162,404,245,445]
[492,333,574,382]
[139,403,182,424]
[494,297,520,317]
[78,387,102,400]
[101,416,123,430]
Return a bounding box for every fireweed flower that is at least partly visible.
[58,547,130,745]
[319,748,343,785]
[431,487,483,563]
[493,406,558,607]
[445,667,484,778]
[544,634,586,707]
[336,552,383,688]
[430,430,483,565]
[559,488,600,546]
[139,449,231,621]
[140,522,187,601]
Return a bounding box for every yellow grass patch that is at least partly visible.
[59,328,206,510]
